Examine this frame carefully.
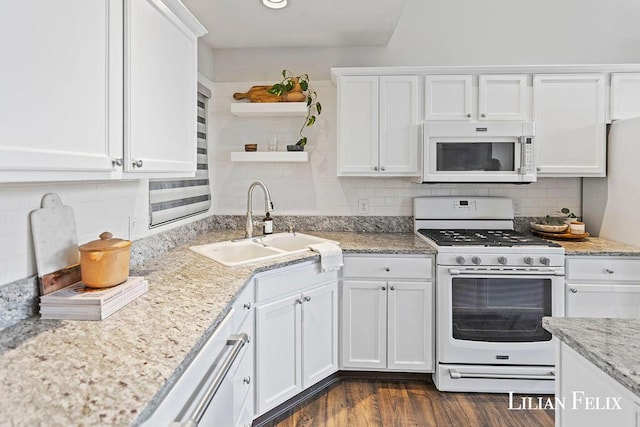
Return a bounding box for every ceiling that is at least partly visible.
[182,0,409,49]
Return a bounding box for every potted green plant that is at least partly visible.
[268,70,322,151]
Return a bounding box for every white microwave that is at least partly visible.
[418,122,536,183]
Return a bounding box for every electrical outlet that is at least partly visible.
[358,199,369,215]
[513,200,522,215]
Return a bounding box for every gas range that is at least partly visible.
[416,228,564,268]
[414,196,565,394]
[414,196,564,268]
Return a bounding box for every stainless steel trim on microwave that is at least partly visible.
[173,333,249,427]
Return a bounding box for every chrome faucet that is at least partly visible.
[245,181,274,238]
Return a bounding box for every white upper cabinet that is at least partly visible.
[425,74,528,121]
[0,0,122,181]
[478,75,529,121]
[0,0,206,182]
[337,75,420,176]
[424,75,473,120]
[533,74,606,177]
[610,73,640,121]
[124,0,201,175]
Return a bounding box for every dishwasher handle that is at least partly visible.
[171,333,248,427]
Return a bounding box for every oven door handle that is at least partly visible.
[448,268,564,276]
[449,369,555,381]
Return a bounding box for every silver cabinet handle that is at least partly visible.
[385,267,390,272]
[606,269,614,274]
[303,296,311,302]
[390,286,395,291]
[382,286,386,291]
[536,167,542,172]
[132,159,143,168]
[243,302,251,310]
[111,158,123,167]
[243,376,251,385]
[373,166,378,171]
[175,333,248,426]
[466,113,472,118]
[380,166,386,171]
[569,288,578,294]
[295,298,303,304]
[481,113,487,118]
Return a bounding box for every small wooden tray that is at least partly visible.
[533,230,590,240]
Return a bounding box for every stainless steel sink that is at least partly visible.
[190,232,338,267]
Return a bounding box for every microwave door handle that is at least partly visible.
[518,137,527,175]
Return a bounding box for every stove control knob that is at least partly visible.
[540,257,551,266]
[524,256,533,265]
[497,256,508,265]
[471,256,482,265]
[456,256,466,265]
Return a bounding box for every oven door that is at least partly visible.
[437,266,564,366]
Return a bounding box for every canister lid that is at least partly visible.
[79,231,131,252]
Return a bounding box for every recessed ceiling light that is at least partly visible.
[262,0,288,9]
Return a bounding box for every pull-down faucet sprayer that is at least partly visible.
[245,181,274,238]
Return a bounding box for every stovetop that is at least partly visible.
[417,229,561,248]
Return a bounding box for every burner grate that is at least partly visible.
[418,229,561,247]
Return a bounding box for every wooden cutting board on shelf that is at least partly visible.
[30,193,81,295]
[233,86,306,103]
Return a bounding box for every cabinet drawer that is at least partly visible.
[255,261,338,303]
[343,255,433,279]
[566,257,640,282]
[232,283,254,331]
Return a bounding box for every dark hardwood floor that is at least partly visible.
[265,379,554,427]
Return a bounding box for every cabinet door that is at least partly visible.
[424,75,473,120]
[387,281,434,372]
[379,76,420,176]
[301,282,338,387]
[0,0,122,179]
[566,283,640,318]
[533,74,606,177]
[255,294,302,414]
[125,0,198,174]
[558,343,636,427]
[611,73,640,120]
[341,280,387,370]
[478,75,529,121]
[337,76,379,175]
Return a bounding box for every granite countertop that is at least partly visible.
[543,317,640,399]
[0,231,434,426]
[555,236,640,256]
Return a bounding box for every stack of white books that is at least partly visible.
[40,276,148,320]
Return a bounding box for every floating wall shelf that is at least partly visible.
[230,102,308,117]
[230,152,309,162]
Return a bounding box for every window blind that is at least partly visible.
[149,86,212,227]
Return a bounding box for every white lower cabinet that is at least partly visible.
[142,282,254,426]
[556,343,639,427]
[255,262,338,415]
[565,257,640,318]
[341,255,434,372]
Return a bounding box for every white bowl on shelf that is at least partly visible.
[530,222,569,233]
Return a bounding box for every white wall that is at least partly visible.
[211,81,580,217]
[211,0,640,82]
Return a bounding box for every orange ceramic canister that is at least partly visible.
[79,232,131,288]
